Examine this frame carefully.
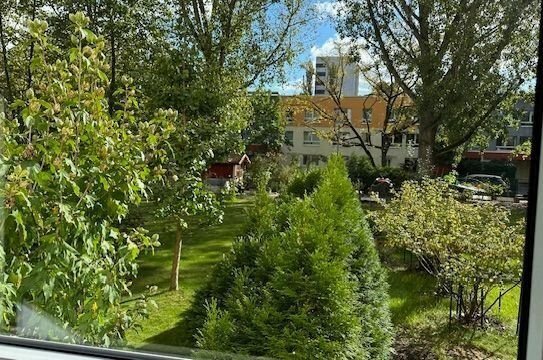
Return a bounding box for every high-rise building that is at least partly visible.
[313,56,360,97]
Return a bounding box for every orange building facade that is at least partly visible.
[280,95,419,167]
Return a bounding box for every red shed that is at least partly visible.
[205,154,251,186]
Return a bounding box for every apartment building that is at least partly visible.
[314,57,360,97]
[281,95,418,167]
[464,102,534,194]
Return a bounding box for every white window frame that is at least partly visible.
[496,135,518,149]
[406,133,419,147]
[521,110,534,126]
[303,130,320,145]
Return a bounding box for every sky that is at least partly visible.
[269,1,373,96]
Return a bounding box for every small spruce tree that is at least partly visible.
[189,155,392,359]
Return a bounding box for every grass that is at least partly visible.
[124,197,253,352]
[122,197,523,359]
[388,268,520,359]
[374,202,525,359]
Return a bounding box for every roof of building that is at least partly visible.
[215,154,251,165]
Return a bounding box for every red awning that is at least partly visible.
[464,150,530,161]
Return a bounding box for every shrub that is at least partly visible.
[374,178,524,325]
[346,154,418,193]
[189,155,392,359]
[346,154,377,191]
[0,15,174,345]
[245,155,300,193]
[285,167,322,198]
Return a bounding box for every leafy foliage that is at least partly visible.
[244,155,300,193]
[338,0,539,172]
[347,154,418,192]
[0,14,175,345]
[190,156,392,359]
[374,179,525,323]
[245,90,286,153]
[513,139,532,159]
[285,167,323,198]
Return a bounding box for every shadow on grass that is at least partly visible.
[125,199,253,351]
[389,269,518,359]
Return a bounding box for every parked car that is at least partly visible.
[456,174,509,197]
[464,174,508,188]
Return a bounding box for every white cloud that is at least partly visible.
[276,77,304,95]
[310,35,372,65]
[314,1,346,20]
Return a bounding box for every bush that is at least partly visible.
[346,155,376,191]
[285,167,322,198]
[347,155,418,193]
[244,155,299,193]
[374,178,524,325]
[188,155,392,359]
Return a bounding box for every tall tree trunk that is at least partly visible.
[381,134,390,167]
[26,0,37,89]
[169,223,183,291]
[0,12,13,104]
[108,28,116,114]
[418,121,437,175]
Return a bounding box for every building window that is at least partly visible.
[316,71,326,77]
[497,135,517,148]
[389,109,396,123]
[285,109,294,123]
[522,110,534,125]
[363,109,372,123]
[315,89,326,95]
[285,130,294,145]
[406,133,419,147]
[316,62,326,68]
[390,134,403,147]
[332,131,351,145]
[519,136,531,145]
[334,108,352,121]
[302,154,322,166]
[303,131,320,145]
[304,110,319,122]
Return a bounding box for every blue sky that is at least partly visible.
[268,1,355,95]
[268,1,373,95]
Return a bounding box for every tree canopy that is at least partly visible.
[337,0,539,172]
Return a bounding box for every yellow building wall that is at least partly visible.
[281,95,402,130]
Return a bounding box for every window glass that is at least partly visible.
[304,109,319,122]
[406,133,419,147]
[522,110,534,124]
[363,108,372,123]
[303,130,320,145]
[285,130,294,145]
[0,1,538,360]
[390,134,403,146]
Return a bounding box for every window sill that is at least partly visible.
[0,335,190,360]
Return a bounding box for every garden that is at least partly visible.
[120,175,524,359]
[0,2,535,359]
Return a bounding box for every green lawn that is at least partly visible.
[388,268,520,359]
[124,197,253,353]
[122,199,522,359]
